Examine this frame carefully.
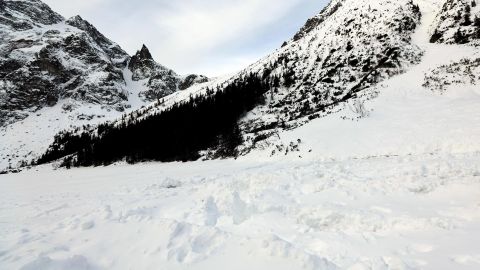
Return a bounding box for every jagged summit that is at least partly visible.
[65,15,129,65]
[129,44,155,69]
[127,44,209,101]
[0,5,132,127]
[128,44,160,80]
[138,44,154,61]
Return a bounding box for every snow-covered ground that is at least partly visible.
[1,153,479,270]
[1,0,480,269]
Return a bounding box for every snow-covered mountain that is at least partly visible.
[1,1,480,269]
[128,44,208,101]
[3,0,480,170]
[0,0,208,170]
[0,1,130,127]
[34,0,477,168]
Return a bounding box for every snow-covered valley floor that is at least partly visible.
[1,152,479,270]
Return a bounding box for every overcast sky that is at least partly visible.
[42,0,328,77]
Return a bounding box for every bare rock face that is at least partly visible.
[128,45,158,80]
[430,0,480,45]
[65,15,129,67]
[292,0,343,42]
[178,74,209,90]
[0,1,132,126]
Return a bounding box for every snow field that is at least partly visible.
[1,152,479,269]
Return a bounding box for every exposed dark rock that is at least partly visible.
[293,1,343,41]
[0,0,63,31]
[179,74,209,90]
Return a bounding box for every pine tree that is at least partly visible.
[453,28,468,44]
[461,5,472,26]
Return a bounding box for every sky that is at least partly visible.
[42,0,329,77]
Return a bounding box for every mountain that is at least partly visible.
[32,0,480,168]
[0,3,130,127]
[128,44,208,101]
[2,0,479,170]
[2,1,480,268]
[430,0,480,44]
[0,0,208,170]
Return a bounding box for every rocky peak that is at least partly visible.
[137,44,154,61]
[128,44,167,80]
[0,0,210,169]
[66,15,129,65]
[126,44,209,101]
[66,15,114,48]
[0,0,64,30]
[128,45,155,72]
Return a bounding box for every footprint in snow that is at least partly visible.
[81,221,95,230]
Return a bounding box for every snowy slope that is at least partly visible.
[430,0,480,45]
[244,0,480,160]
[109,0,424,130]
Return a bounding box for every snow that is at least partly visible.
[122,66,149,109]
[0,101,116,170]
[245,0,480,161]
[1,0,480,269]
[1,153,479,269]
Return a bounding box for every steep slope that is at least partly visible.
[430,0,480,44]
[0,0,208,170]
[246,0,480,160]
[0,4,131,127]
[35,0,429,167]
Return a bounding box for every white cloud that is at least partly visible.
[42,0,112,17]
[42,0,328,76]
[155,0,300,50]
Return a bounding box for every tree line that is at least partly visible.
[36,72,273,167]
